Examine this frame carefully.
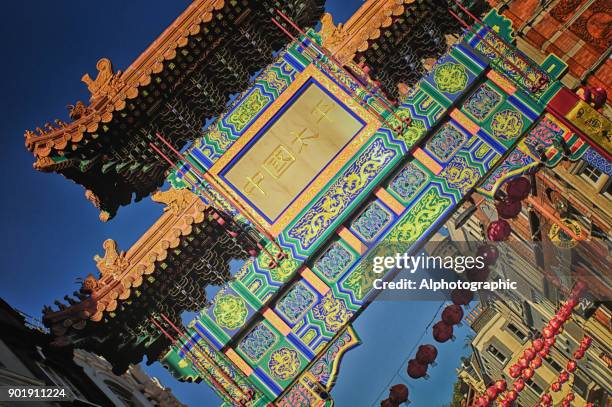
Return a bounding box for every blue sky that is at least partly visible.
[0,1,469,405]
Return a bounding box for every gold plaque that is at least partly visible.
[224,82,364,221]
[565,100,611,156]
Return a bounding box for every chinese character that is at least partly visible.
[244,171,266,196]
[291,127,319,153]
[262,145,295,179]
[311,99,335,124]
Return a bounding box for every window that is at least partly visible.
[580,164,603,185]
[548,358,562,372]
[487,344,507,364]
[604,180,612,200]
[525,378,543,395]
[506,323,527,341]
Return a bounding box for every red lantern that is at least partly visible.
[500,400,511,407]
[523,347,536,361]
[407,359,428,379]
[530,355,542,369]
[580,336,592,349]
[496,199,522,219]
[561,401,570,407]
[545,336,556,347]
[551,382,561,392]
[542,326,555,339]
[380,398,395,407]
[487,219,512,241]
[566,360,577,372]
[565,392,575,401]
[507,390,518,401]
[486,386,498,401]
[432,321,453,343]
[586,403,594,407]
[442,305,464,325]
[513,378,525,392]
[538,347,549,358]
[541,393,552,405]
[415,344,438,365]
[550,317,562,332]
[466,265,490,282]
[476,244,499,266]
[506,177,531,201]
[566,298,578,309]
[509,364,522,378]
[573,349,585,360]
[495,379,507,392]
[522,367,534,380]
[558,371,569,383]
[532,338,544,351]
[389,384,409,404]
[450,289,473,305]
[518,357,529,369]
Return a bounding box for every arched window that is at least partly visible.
[104,380,137,407]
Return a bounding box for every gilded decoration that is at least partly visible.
[268,347,301,381]
[491,109,524,142]
[225,88,271,134]
[81,58,123,102]
[288,137,396,250]
[433,62,468,94]
[151,188,196,214]
[463,83,503,121]
[311,293,351,333]
[565,100,611,156]
[94,239,128,279]
[212,294,249,330]
[209,64,380,235]
[276,282,317,324]
[387,187,452,242]
[238,323,277,363]
[440,155,481,195]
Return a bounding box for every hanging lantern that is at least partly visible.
[542,326,555,339]
[513,378,525,392]
[509,364,522,378]
[442,305,464,325]
[566,360,577,372]
[432,321,453,343]
[451,288,474,305]
[541,394,552,405]
[573,349,585,360]
[565,392,575,401]
[388,384,409,404]
[518,357,529,369]
[407,359,428,379]
[530,355,542,369]
[487,219,512,241]
[506,390,518,401]
[539,346,549,358]
[545,336,556,347]
[532,338,544,352]
[522,367,534,380]
[551,382,561,392]
[476,244,499,266]
[558,371,569,383]
[523,347,536,361]
[580,336,592,349]
[550,317,563,332]
[485,386,498,401]
[500,400,511,407]
[496,199,522,219]
[415,344,438,365]
[495,379,507,392]
[466,265,490,282]
[380,398,396,407]
[506,177,531,201]
[561,400,570,407]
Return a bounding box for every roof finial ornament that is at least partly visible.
[152,188,195,215]
[94,239,128,279]
[81,58,122,101]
